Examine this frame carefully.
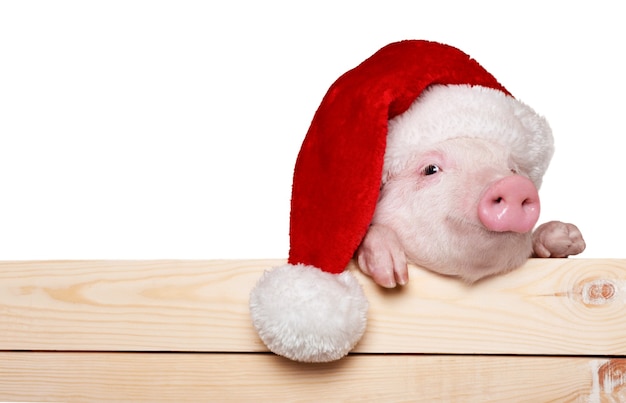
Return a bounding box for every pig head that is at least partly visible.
[357,84,585,287]
[249,41,588,364]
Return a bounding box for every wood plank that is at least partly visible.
[0,352,623,402]
[359,258,626,355]
[0,260,269,352]
[1,259,625,355]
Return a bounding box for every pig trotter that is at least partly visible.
[532,220,586,258]
[356,224,408,288]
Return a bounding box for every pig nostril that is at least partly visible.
[495,197,503,204]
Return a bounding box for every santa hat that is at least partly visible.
[249,40,553,362]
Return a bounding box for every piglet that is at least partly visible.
[356,85,585,287]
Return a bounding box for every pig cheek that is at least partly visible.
[371,180,429,243]
[373,178,457,272]
[407,175,479,270]
[380,176,531,281]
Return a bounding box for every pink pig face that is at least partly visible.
[356,85,585,288]
[369,137,538,283]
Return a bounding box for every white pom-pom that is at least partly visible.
[249,264,369,362]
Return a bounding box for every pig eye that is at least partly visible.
[423,164,440,176]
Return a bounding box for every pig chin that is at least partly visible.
[410,217,533,283]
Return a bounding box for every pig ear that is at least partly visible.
[249,263,368,362]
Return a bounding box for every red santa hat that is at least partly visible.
[249,40,552,362]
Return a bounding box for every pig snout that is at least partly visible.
[478,175,540,233]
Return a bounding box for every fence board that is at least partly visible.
[1,259,625,355]
[1,352,623,402]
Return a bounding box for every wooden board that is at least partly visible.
[1,259,625,355]
[2,259,626,402]
[1,352,624,402]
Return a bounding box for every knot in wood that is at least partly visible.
[581,279,616,306]
[599,359,626,393]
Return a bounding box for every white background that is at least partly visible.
[0,1,624,260]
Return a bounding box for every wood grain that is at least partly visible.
[359,258,626,355]
[2,352,623,402]
[0,260,270,352]
[1,259,625,355]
